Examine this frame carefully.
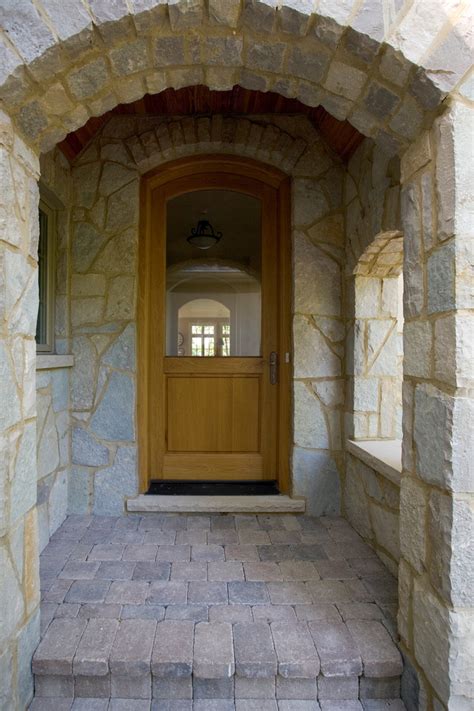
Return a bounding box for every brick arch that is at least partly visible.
[1,0,470,156]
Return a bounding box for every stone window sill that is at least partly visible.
[346,439,401,487]
[36,354,74,370]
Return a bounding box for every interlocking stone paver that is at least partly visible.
[73,618,119,676]
[106,580,150,604]
[238,529,271,545]
[244,562,282,581]
[225,545,259,562]
[34,514,405,709]
[360,700,406,710]
[194,676,235,698]
[271,623,320,678]
[33,618,87,675]
[345,621,402,677]
[229,581,270,605]
[147,582,187,605]
[276,677,317,700]
[192,545,225,562]
[308,621,362,677]
[109,700,151,710]
[208,530,239,545]
[157,545,191,562]
[278,562,320,581]
[165,604,208,622]
[306,581,353,604]
[123,544,159,561]
[59,561,101,579]
[110,619,157,676]
[188,581,228,605]
[95,561,136,580]
[194,622,234,678]
[209,605,253,623]
[29,700,74,710]
[144,530,176,544]
[65,580,111,604]
[175,530,207,545]
[78,604,122,619]
[122,604,166,620]
[153,677,192,699]
[317,675,359,699]
[171,562,208,581]
[55,603,81,618]
[267,583,312,605]
[233,622,277,678]
[71,700,108,710]
[88,545,125,561]
[152,620,194,677]
[314,561,357,580]
[252,605,297,623]
[208,561,245,581]
[187,515,211,530]
[35,673,74,697]
[133,562,171,581]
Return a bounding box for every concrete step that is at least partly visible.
[32,617,403,704]
[127,494,306,513]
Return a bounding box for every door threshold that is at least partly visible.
[126,494,305,514]
[146,480,280,496]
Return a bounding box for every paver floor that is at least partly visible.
[30,512,403,710]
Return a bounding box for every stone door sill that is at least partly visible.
[127,494,306,514]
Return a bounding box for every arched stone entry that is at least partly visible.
[0,1,472,709]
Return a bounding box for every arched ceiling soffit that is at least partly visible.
[0,0,471,157]
[58,86,365,163]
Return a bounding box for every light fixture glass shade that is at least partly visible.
[187,219,222,250]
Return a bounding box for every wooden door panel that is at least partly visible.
[138,157,291,491]
[163,453,263,479]
[167,375,260,452]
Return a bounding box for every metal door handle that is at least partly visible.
[269,351,278,385]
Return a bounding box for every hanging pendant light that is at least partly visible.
[187,219,222,250]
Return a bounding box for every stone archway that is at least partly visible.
[0,2,472,709]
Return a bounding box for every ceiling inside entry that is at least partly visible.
[58,85,364,163]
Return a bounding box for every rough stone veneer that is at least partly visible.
[67,114,345,517]
[344,138,403,441]
[0,110,41,710]
[397,104,474,710]
[344,452,400,578]
[36,148,73,551]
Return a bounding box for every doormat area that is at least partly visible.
[146,480,280,496]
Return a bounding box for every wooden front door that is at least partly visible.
[138,156,291,491]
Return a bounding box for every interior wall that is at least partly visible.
[66,113,345,516]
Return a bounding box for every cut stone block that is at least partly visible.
[73,618,119,676]
[346,621,402,677]
[151,620,194,677]
[110,673,151,699]
[271,622,320,678]
[233,622,277,678]
[235,676,276,698]
[193,622,234,678]
[229,581,270,605]
[193,676,235,698]
[33,618,87,675]
[317,675,359,699]
[152,677,192,699]
[110,619,156,676]
[74,674,111,697]
[308,621,362,677]
[276,677,317,700]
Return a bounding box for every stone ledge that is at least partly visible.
[346,440,401,487]
[36,354,74,370]
[127,495,306,514]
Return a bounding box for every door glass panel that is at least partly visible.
[166,190,262,356]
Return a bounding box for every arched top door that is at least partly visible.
[139,155,291,491]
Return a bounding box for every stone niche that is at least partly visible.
[62,113,346,516]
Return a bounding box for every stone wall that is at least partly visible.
[0,110,41,710]
[396,102,474,711]
[66,113,345,517]
[36,149,72,551]
[344,137,403,441]
[344,450,400,577]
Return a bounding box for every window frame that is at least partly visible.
[36,198,56,354]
